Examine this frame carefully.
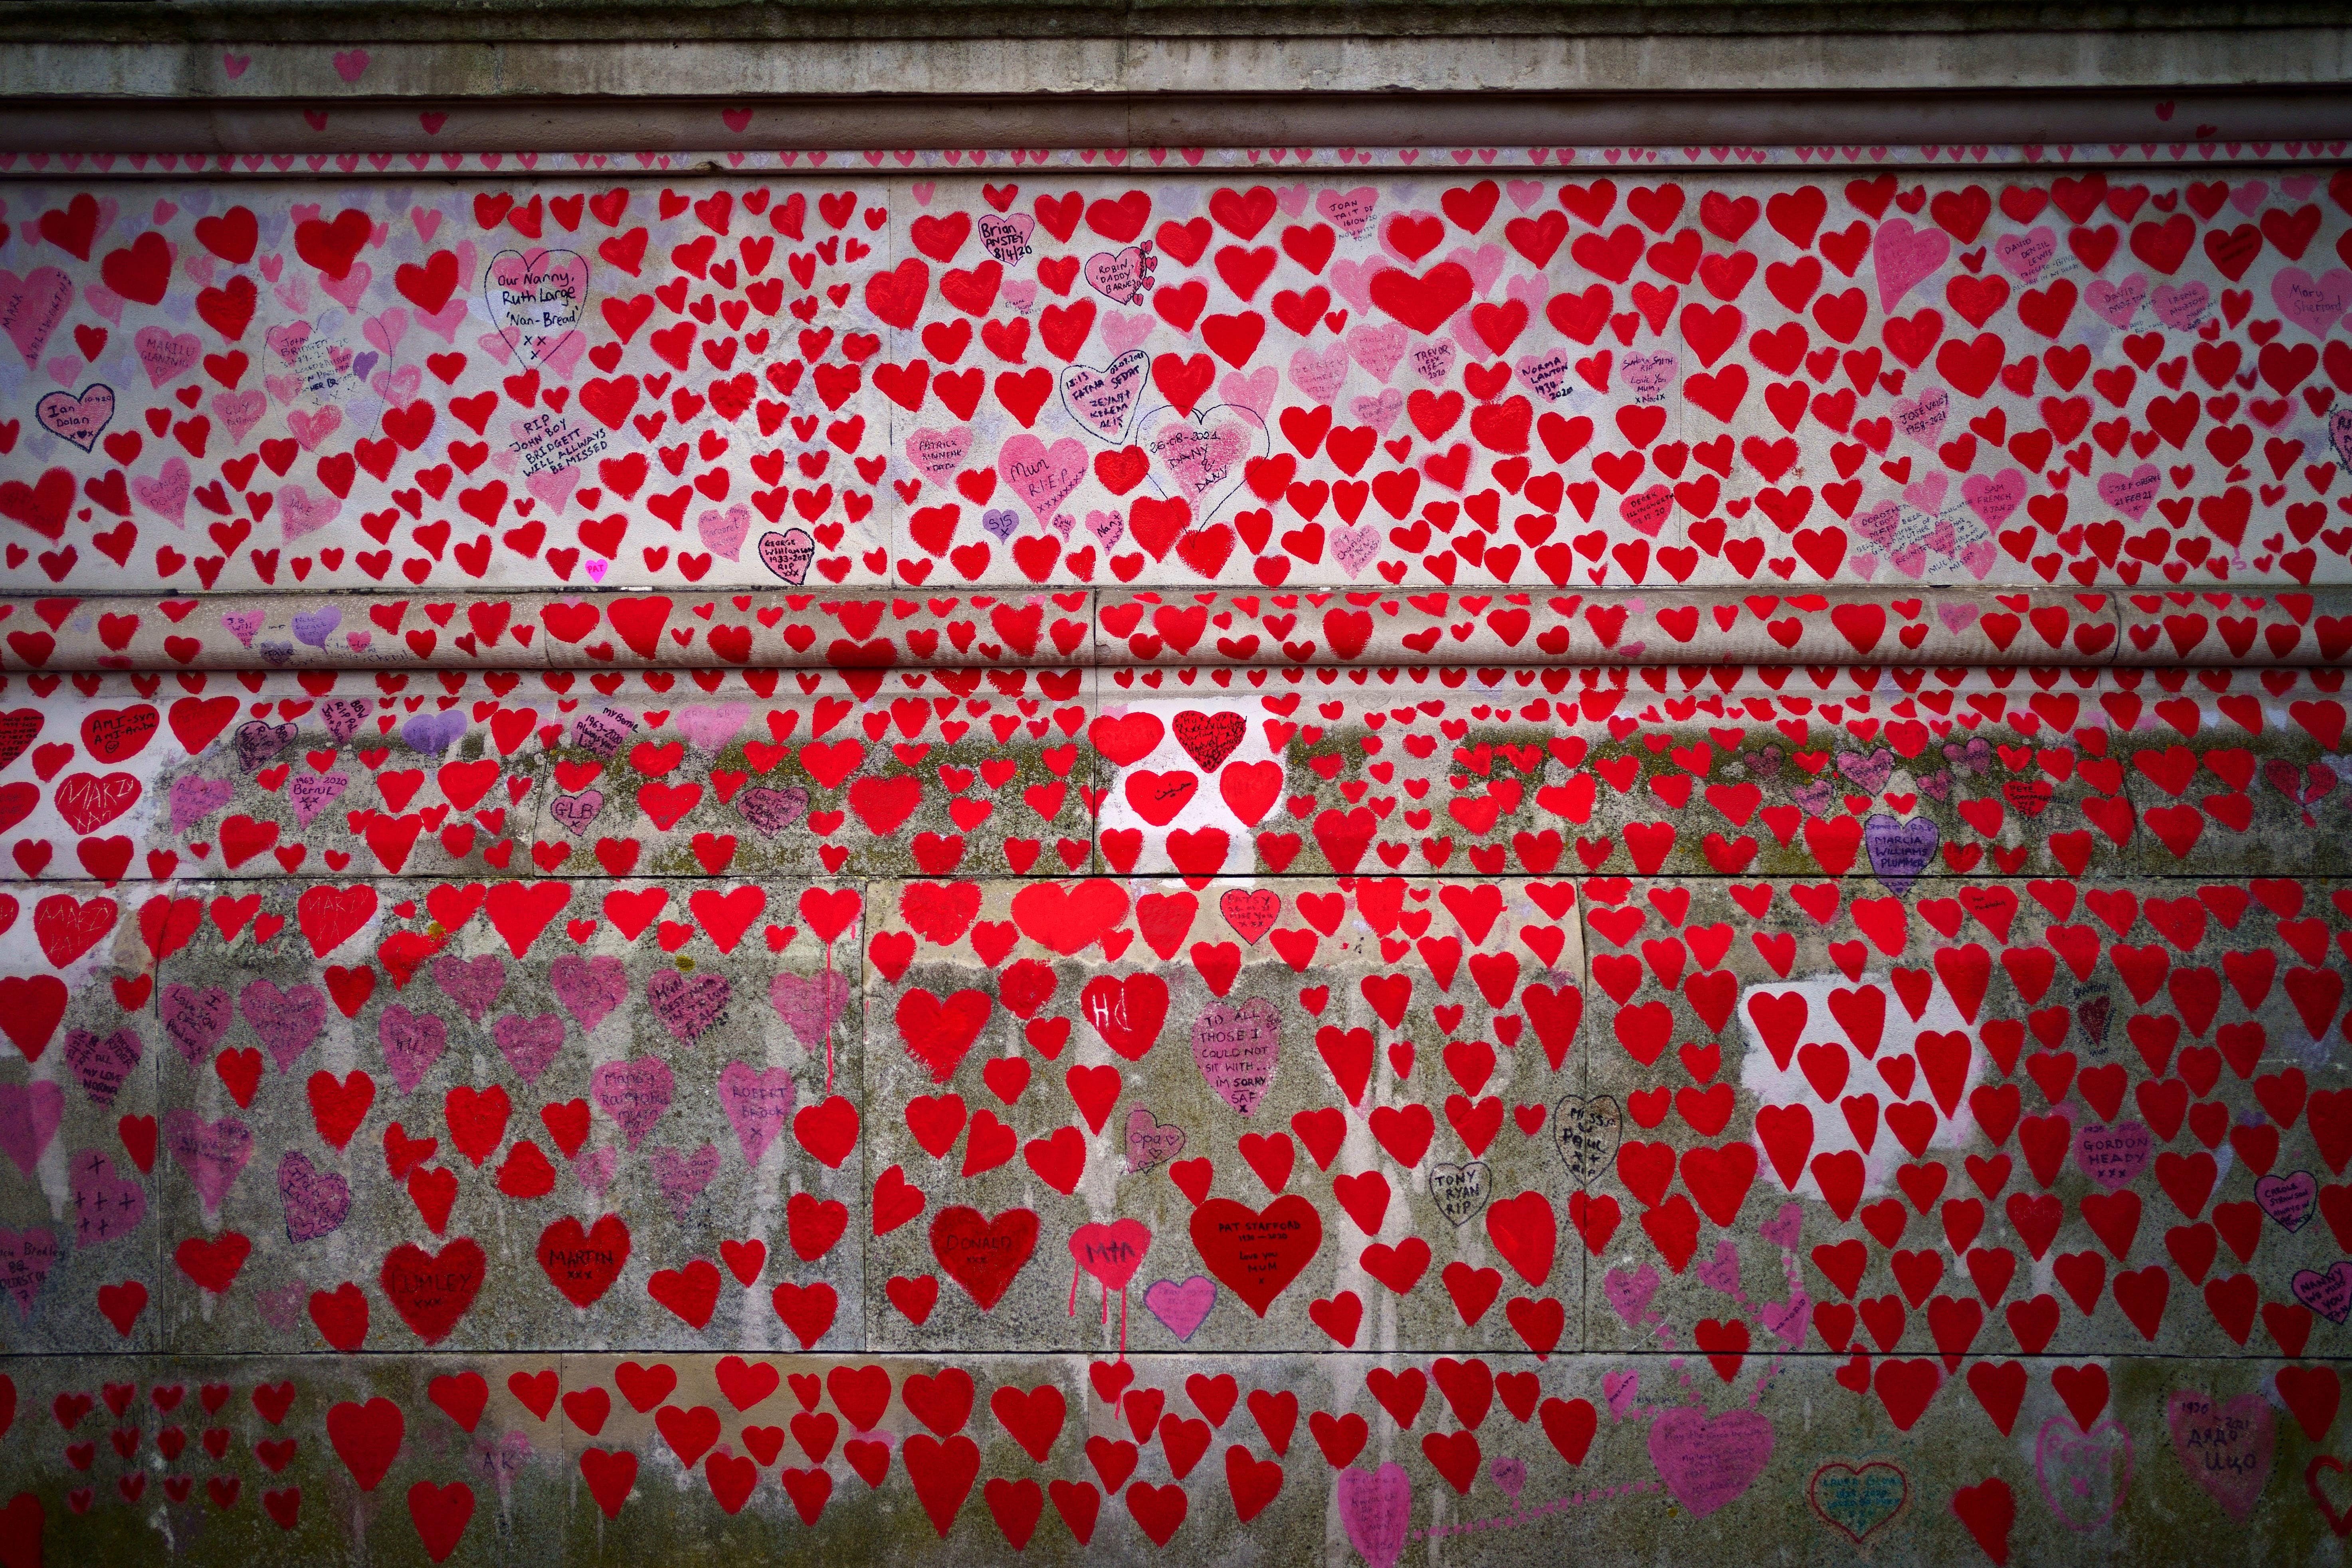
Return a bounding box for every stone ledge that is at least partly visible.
[5,589,2348,671]
[3,0,2348,47]
[3,26,2351,108]
[8,90,2352,154]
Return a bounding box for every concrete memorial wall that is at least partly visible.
[0,44,2349,1560]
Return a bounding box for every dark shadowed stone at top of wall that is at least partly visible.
[5,0,2351,46]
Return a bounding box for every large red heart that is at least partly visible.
[1077,973,1168,1061]
[378,1238,485,1345]
[1009,880,1130,954]
[1188,1195,1323,1317]
[895,988,992,1083]
[929,1204,1039,1310]
[535,1214,630,1307]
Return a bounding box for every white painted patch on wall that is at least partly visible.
[1738,969,1988,1206]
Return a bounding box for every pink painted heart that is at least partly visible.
[1621,351,1675,400]
[63,1028,141,1108]
[69,1150,143,1245]
[277,1149,350,1243]
[1760,1201,1805,1249]
[285,404,343,452]
[1334,1462,1413,1568]
[2085,274,2147,326]
[572,1146,619,1196]
[525,464,579,514]
[0,1226,58,1317]
[591,1057,673,1150]
[362,307,410,358]
[758,529,815,585]
[1140,404,1264,517]
[2151,280,2211,331]
[133,326,200,388]
[2075,1119,2150,1190]
[647,971,730,1043]
[696,504,752,562]
[1759,1294,1812,1348]
[1332,522,1381,578]
[1190,998,1280,1116]
[2097,463,2161,521]
[549,954,628,1032]
[769,970,850,1054]
[1442,242,1504,296]
[548,791,602,835]
[1961,467,2026,529]
[1513,347,1572,402]
[1854,500,1902,550]
[277,483,342,541]
[1650,1408,1775,1519]
[905,426,974,485]
[1287,344,1350,404]
[2293,1261,2352,1324]
[676,704,748,753]
[1350,386,1404,433]
[717,1061,796,1166]
[289,771,348,829]
[162,982,233,1067]
[131,457,192,525]
[1992,227,2056,281]
[1081,246,1152,305]
[378,1005,449,1094]
[222,610,267,650]
[263,320,313,366]
[1696,1241,1744,1297]
[162,1109,251,1216]
[1605,1262,1659,1326]
[2166,1391,2273,1522]
[736,784,809,837]
[2255,1171,2317,1231]
[1142,1274,1215,1340]
[1219,364,1276,418]
[2273,267,2352,337]
[1903,471,1949,515]
[255,1279,309,1332]
[1893,387,1948,446]
[1344,320,1406,382]
[319,260,373,311]
[1059,352,1148,442]
[1125,1108,1187,1173]
[1089,313,1146,361]
[240,980,326,1073]
[431,954,507,1022]
[212,390,267,445]
[0,267,70,368]
[493,1014,565,1085]
[1316,186,1379,239]
[2035,1418,2132,1530]
[649,1142,721,1222]
[998,433,1090,525]
[1871,218,1949,312]
[976,212,1036,263]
